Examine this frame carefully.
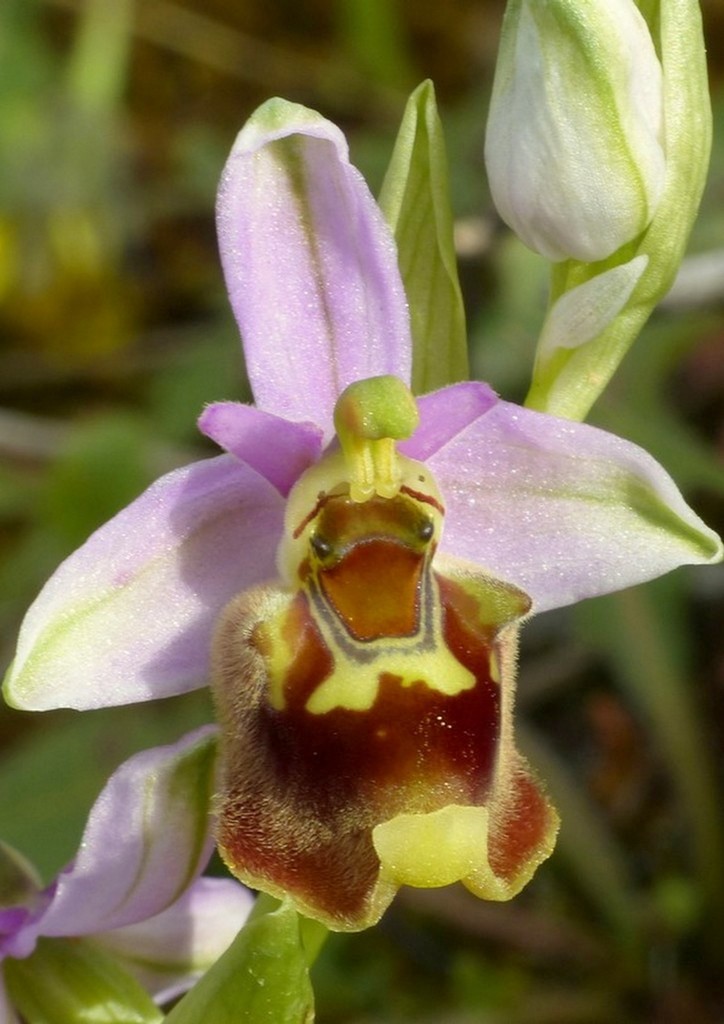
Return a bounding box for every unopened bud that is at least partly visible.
[485,0,666,263]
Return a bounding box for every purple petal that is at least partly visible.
[198,403,322,495]
[37,728,218,938]
[5,455,284,711]
[0,842,48,960]
[217,98,411,435]
[404,383,722,611]
[401,380,498,459]
[94,877,253,1005]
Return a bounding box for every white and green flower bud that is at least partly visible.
[484,0,666,263]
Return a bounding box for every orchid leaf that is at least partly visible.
[165,899,315,1024]
[379,80,468,394]
[4,936,163,1024]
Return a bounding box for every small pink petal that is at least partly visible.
[95,877,254,1005]
[402,380,498,460]
[198,402,322,495]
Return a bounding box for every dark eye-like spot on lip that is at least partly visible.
[419,519,434,542]
[310,533,333,558]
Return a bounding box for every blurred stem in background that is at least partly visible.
[0,0,135,360]
[65,0,132,118]
[576,575,724,940]
[335,0,416,92]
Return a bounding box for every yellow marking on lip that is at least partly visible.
[302,592,476,716]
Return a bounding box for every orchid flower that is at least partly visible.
[4,99,721,932]
[0,728,253,1021]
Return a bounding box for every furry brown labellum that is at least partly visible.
[211,377,559,930]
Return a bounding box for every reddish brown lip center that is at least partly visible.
[319,539,424,641]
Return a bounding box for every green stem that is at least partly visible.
[251,892,330,967]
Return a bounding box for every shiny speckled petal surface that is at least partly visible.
[4,455,284,710]
[198,402,323,495]
[400,380,498,459]
[95,877,254,1005]
[217,98,411,435]
[405,383,722,611]
[37,729,218,937]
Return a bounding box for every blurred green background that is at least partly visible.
[0,1,722,1021]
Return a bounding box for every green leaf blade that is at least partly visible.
[379,80,468,394]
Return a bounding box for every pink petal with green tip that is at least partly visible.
[405,382,722,611]
[5,455,283,711]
